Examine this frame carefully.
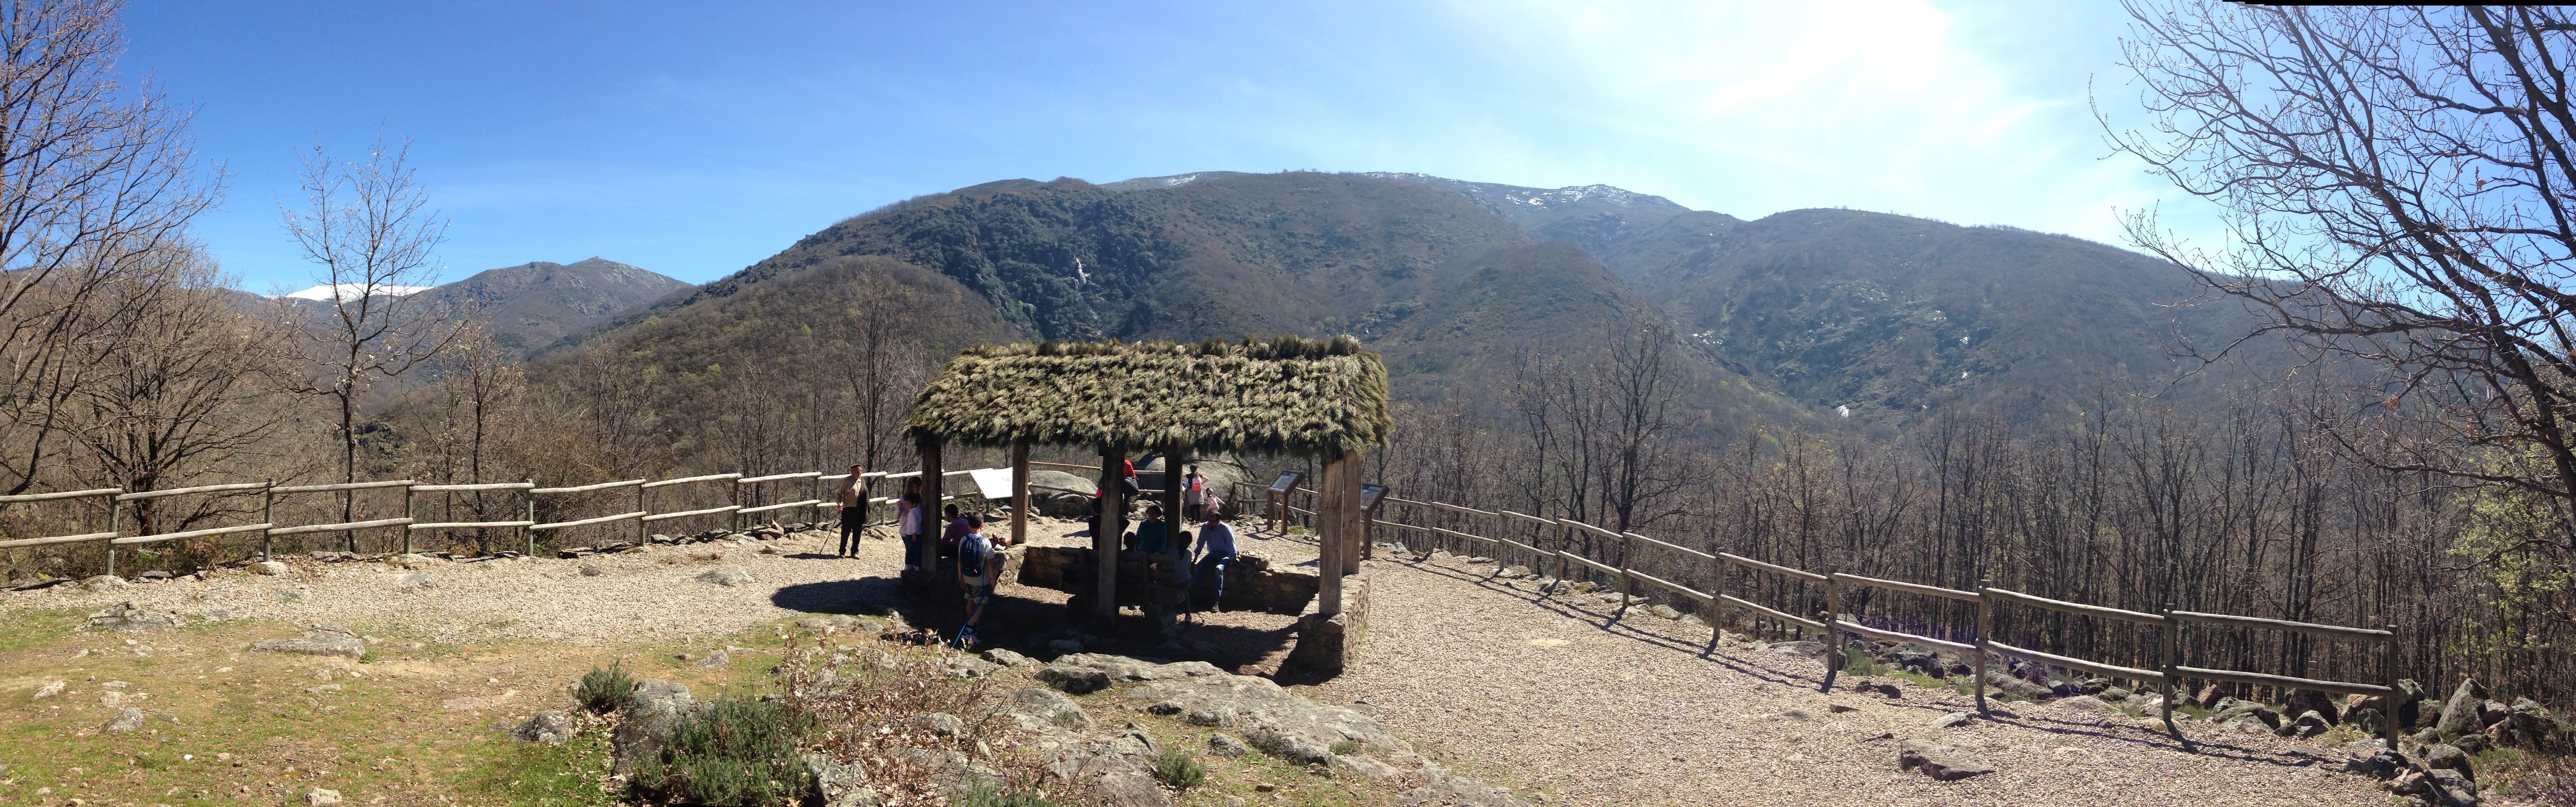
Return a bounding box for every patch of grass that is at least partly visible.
[2477,746,2529,769]
[1152,748,1207,790]
[467,730,615,807]
[576,663,637,713]
[631,696,813,806]
[1838,649,1890,677]
[955,781,1069,807]
[1327,740,1360,756]
[0,608,81,654]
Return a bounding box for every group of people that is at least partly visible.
[823,459,1243,648]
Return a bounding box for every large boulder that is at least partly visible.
[250,624,366,659]
[1041,493,1092,519]
[1035,664,1111,695]
[610,680,697,778]
[1029,469,1093,496]
[1981,669,2054,701]
[2437,679,2489,738]
[2353,678,2427,730]
[980,687,1093,733]
[2286,689,2341,725]
[1896,739,1994,780]
[1119,659,1409,760]
[2423,743,2474,781]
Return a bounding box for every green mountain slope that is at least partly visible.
[426,257,694,355]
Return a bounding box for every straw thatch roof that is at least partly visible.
[906,336,1390,459]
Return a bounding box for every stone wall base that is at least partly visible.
[1288,574,1370,675]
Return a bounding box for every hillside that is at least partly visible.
[420,257,693,355]
[567,170,2297,445]
[608,173,1745,417]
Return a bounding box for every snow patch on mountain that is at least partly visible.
[274,283,435,303]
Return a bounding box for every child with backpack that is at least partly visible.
[953,514,996,648]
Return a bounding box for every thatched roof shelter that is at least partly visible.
[906,335,1389,460]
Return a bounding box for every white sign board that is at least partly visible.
[968,467,1016,500]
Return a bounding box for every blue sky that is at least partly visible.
[124,1,2207,291]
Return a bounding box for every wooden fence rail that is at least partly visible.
[1356,497,2404,746]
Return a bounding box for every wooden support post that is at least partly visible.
[1317,456,1344,617]
[921,440,944,572]
[1011,443,1030,547]
[1974,579,1992,716]
[1819,566,1842,693]
[1095,446,1122,623]
[635,482,647,545]
[731,472,744,533]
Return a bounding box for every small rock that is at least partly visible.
[1934,711,1974,728]
[511,711,575,745]
[910,712,965,737]
[252,561,289,576]
[87,602,184,632]
[1036,664,1110,695]
[578,564,604,577]
[1897,739,1994,780]
[2423,743,2473,781]
[694,650,731,668]
[32,680,64,699]
[81,575,128,591]
[1826,703,1858,714]
[395,572,434,589]
[1146,701,1185,716]
[101,707,145,732]
[250,624,366,659]
[984,648,1035,667]
[696,566,753,587]
[1854,682,1901,699]
[306,787,342,807]
[1648,604,1682,619]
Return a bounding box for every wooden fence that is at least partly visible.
[0,465,1003,577]
[1232,479,2404,744]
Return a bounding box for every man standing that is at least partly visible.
[1193,507,1237,614]
[953,514,995,648]
[836,464,866,558]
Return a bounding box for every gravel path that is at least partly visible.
[1314,553,2397,807]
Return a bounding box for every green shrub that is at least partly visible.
[575,663,636,713]
[632,697,813,806]
[1152,748,1206,790]
[954,782,1065,807]
[1327,740,1360,756]
[1839,648,1890,677]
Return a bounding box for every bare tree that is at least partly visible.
[1601,324,1698,534]
[278,135,457,546]
[62,243,291,535]
[2110,5,2576,561]
[0,0,217,494]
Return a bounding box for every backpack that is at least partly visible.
[958,533,992,585]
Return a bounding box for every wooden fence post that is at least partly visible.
[1818,566,1842,693]
[522,479,536,557]
[1974,579,1991,716]
[260,480,274,561]
[635,482,648,545]
[2160,602,2180,738]
[104,496,119,578]
[1707,547,1728,646]
[1616,530,1637,619]
[400,484,414,555]
[2382,624,2401,748]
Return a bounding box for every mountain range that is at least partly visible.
[274,257,692,356]
[558,170,2292,436]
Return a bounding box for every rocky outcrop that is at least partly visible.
[1120,661,1408,760]
[610,680,698,778]
[87,602,183,631]
[696,566,753,587]
[250,624,365,659]
[1897,739,1994,780]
